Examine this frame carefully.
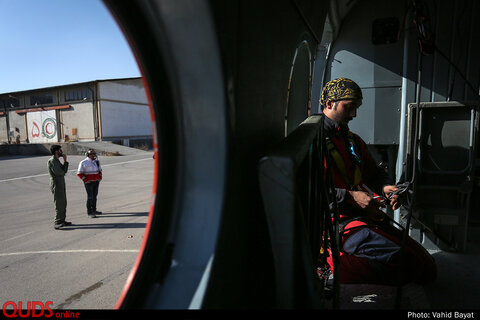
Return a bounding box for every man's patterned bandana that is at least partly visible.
[320,78,363,106]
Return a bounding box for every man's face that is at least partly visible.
[88,151,96,159]
[326,99,362,124]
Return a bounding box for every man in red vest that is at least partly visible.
[320,77,436,285]
[77,149,103,218]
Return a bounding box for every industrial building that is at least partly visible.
[0,77,152,148]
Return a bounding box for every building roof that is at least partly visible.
[0,77,142,96]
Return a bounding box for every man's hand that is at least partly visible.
[62,153,67,162]
[383,185,400,210]
[347,190,385,221]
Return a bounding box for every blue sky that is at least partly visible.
[0,0,141,94]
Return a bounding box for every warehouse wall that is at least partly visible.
[61,102,96,141]
[98,79,151,139]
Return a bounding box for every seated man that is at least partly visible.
[320,77,436,285]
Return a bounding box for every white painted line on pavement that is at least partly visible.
[0,173,49,182]
[0,157,152,183]
[100,157,152,168]
[0,249,139,257]
[2,231,35,242]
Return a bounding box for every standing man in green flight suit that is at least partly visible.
[48,145,72,229]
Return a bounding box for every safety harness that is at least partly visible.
[325,129,388,236]
[325,130,363,191]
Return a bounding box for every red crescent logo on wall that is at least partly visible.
[42,118,57,139]
[45,122,54,135]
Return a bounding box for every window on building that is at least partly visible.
[0,96,20,108]
[30,93,54,106]
[65,87,92,102]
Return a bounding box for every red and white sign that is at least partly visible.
[26,110,58,143]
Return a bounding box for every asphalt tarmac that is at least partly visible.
[0,152,153,309]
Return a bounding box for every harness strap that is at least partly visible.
[326,133,362,189]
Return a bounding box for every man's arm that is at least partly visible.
[49,158,68,177]
[332,187,386,221]
[76,161,87,182]
[96,160,102,181]
[61,154,69,173]
[357,136,402,210]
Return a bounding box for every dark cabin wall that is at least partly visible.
[325,0,480,145]
[204,0,328,308]
[425,0,480,102]
[325,0,405,145]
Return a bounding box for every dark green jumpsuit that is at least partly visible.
[47,156,69,225]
